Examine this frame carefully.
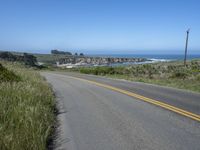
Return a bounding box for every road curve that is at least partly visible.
[42,72,200,150]
[53,72,200,116]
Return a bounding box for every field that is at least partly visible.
[78,60,200,93]
[0,61,55,150]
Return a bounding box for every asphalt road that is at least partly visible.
[42,72,200,150]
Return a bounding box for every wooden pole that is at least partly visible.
[184,29,190,66]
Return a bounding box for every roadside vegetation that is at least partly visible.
[0,61,55,150]
[0,63,21,82]
[79,60,200,93]
[0,51,38,67]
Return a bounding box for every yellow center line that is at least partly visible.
[69,76,200,122]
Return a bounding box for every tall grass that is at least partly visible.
[0,61,55,150]
[0,63,21,82]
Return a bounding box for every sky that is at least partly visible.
[0,0,200,54]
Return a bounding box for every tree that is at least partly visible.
[51,49,72,55]
[79,53,84,56]
[51,49,59,54]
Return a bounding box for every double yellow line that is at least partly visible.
[70,76,200,122]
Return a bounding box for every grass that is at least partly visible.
[0,63,21,82]
[0,61,55,150]
[78,60,200,93]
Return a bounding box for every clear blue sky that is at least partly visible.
[0,0,199,54]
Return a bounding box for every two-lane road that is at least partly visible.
[42,72,200,150]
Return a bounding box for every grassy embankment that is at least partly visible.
[79,60,200,93]
[0,61,55,150]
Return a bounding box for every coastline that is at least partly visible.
[54,54,200,68]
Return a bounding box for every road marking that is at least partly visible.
[68,76,200,122]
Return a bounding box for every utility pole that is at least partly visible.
[184,29,190,66]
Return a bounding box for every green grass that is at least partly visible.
[0,63,21,82]
[78,60,200,93]
[0,61,55,150]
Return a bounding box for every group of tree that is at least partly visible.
[74,52,84,56]
[0,51,37,67]
[51,49,85,56]
[51,49,72,55]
